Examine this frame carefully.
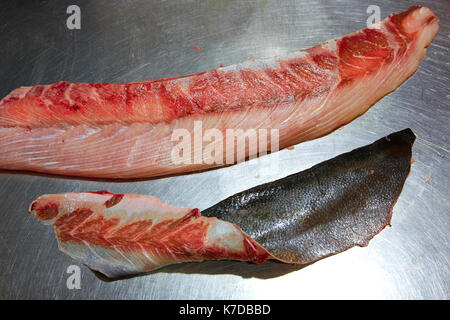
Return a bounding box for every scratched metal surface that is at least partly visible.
[0,0,448,299]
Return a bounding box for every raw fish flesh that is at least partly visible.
[30,129,415,278]
[0,7,438,178]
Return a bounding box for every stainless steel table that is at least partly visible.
[0,0,448,299]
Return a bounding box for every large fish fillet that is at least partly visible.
[30,129,415,278]
[1,6,437,178]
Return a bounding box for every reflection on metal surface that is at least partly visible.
[0,0,448,299]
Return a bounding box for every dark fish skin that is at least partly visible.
[203,129,415,264]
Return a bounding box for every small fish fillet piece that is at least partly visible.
[30,129,415,278]
[0,7,438,178]
[30,190,270,278]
